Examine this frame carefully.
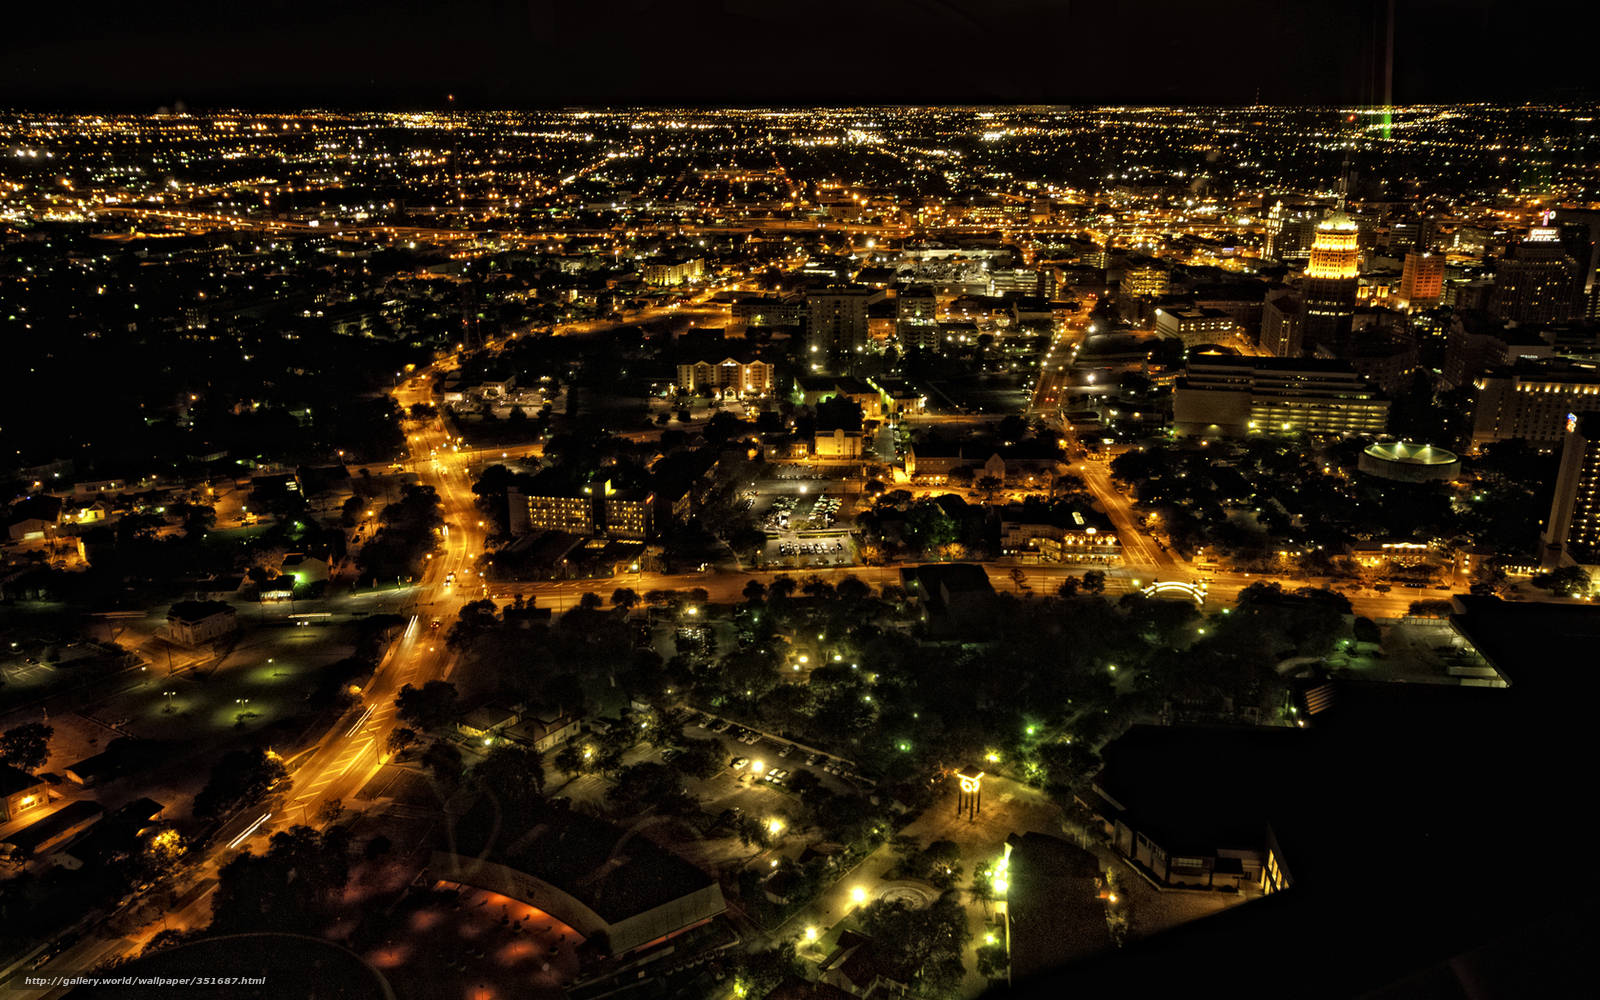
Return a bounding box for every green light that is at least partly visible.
[897,741,911,752]
[1025,725,1037,736]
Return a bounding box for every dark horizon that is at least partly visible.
[4,0,1595,111]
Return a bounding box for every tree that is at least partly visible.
[193,748,288,820]
[553,743,587,777]
[210,825,350,934]
[975,475,1003,500]
[1352,616,1381,645]
[0,722,53,773]
[976,943,1008,981]
[610,587,640,610]
[386,727,419,757]
[1532,565,1592,597]
[858,895,972,996]
[142,827,188,879]
[394,680,459,730]
[421,740,463,788]
[1081,570,1107,595]
[607,762,689,814]
[1057,576,1081,598]
[836,575,872,605]
[674,736,726,779]
[474,744,545,819]
[742,579,767,603]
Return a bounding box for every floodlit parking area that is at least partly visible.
[745,476,861,568]
[762,531,856,568]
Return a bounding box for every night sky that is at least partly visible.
[3,0,1594,109]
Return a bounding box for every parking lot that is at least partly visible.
[687,711,866,789]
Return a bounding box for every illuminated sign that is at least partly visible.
[1569,412,1580,433]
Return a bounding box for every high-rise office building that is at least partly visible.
[807,286,874,371]
[1260,291,1303,358]
[1491,227,1583,325]
[1398,252,1445,310]
[1554,208,1600,319]
[1298,212,1360,355]
[1540,411,1600,569]
[896,286,940,353]
[1122,264,1170,298]
[1264,201,1320,261]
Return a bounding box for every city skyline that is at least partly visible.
[4,8,1600,997]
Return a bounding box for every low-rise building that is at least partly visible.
[506,709,580,753]
[458,705,520,741]
[1154,306,1234,347]
[676,356,775,398]
[1172,354,1390,437]
[1083,725,1304,891]
[166,600,238,646]
[0,764,48,822]
[812,428,864,461]
[430,809,726,958]
[999,508,1121,565]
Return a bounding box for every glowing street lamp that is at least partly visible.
[850,885,868,907]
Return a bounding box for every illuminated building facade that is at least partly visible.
[1540,411,1600,569]
[1469,361,1600,449]
[525,493,596,536]
[675,357,775,398]
[521,482,653,539]
[641,258,705,287]
[1122,264,1169,298]
[1154,306,1233,348]
[0,765,49,822]
[806,286,874,371]
[896,286,940,353]
[1297,212,1359,354]
[1491,228,1582,325]
[602,488,653,540]
[1398,252,1445,310]
[1172,355,1389,437]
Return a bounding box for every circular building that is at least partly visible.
[1358,441,1461,483]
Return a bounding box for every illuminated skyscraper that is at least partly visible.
[1398,252,1445,310]
[806,285,873,372]
[1492,226,1583,325]
[1298,212,1360,355]
[1540,411,1600,569]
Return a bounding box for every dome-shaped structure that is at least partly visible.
[1358,441,1461,483]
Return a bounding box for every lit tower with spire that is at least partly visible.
[1297,144,1361,355]
[1298,211,1360,355]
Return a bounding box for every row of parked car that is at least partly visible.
[689,712,861,780]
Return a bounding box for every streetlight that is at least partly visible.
[163,690,177,713]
